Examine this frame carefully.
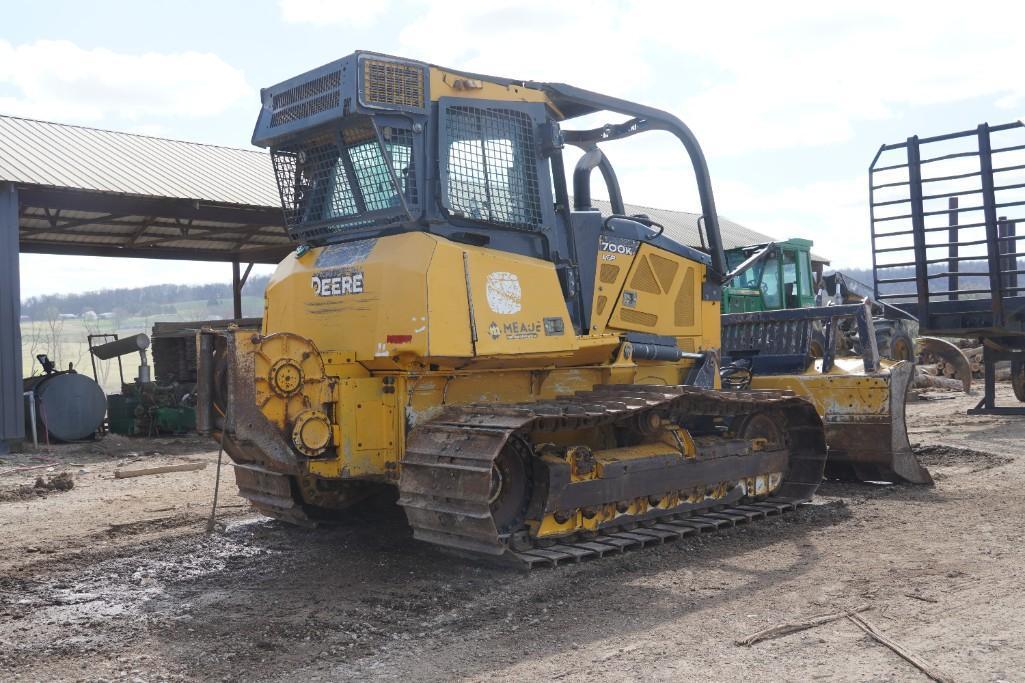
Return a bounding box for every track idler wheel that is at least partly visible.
[733,410,786,451]
[489,438,533,535]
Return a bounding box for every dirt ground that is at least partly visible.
[2,387,1024,682]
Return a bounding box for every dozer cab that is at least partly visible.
[722,238,819,314]
[196,52,924,567]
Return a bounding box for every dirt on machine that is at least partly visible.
[195,52,929,567]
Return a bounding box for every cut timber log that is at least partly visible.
[114,462,207,479]
[914,372,970,392]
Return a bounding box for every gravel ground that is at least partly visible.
[1,387,1023,682]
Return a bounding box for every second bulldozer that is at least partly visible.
[197,52,927,567]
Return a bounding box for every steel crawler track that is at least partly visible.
[398,384,827,567]
[509,497,806,568]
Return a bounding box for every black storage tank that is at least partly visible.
[23,370,106,442]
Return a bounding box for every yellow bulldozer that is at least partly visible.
[196,52,927,567]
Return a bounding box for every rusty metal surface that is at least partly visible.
[398,384,827,565]
[196,329,324,522]
[820,361,931,485]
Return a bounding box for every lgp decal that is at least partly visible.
[312,271,364,297]
[485,271,522,314]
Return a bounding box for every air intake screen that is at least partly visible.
[363,59,425,109]
[270,71,342,128]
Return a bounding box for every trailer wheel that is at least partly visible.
[1012,360,1025,402]
[875,319,915,362]
[888,330,915,362]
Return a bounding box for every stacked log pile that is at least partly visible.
[916,341,1010,390]
[929,343,1010,381]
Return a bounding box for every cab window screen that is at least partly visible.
[443,105,542,230]
[271,120,416,242]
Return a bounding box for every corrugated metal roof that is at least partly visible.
[590,199,830,264]
[0,115,279,207]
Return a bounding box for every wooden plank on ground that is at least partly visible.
[114,462,206,479]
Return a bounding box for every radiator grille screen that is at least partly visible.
[363,59,425,109]
[675,268,696,327]
[620,309,658,327]
[630,257,661,294]
[599,264,620,284]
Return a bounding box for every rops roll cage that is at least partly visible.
[529,81,728,278]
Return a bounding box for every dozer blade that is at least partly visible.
[750,361,931,485]
[820,361,931,485]
[917,336,972,393]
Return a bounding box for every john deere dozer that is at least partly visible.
[197,52,927,567]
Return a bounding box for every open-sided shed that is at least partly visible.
[0,115,291,448]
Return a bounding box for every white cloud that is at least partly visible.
[382,1,1025,158]
[395,0,655,96]
[637,2,1025,157]
[0,40,251,124]
[713,176,873,268]
[278,0,392,28]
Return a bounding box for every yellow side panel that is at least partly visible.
[425,242,474,358]
[264,232,578,362]
[309,376,399,478]
[590,239,637,334]
[605,244,715,349]
[264,233,435,362]
[701,297,722,351]
[459,243,578,356]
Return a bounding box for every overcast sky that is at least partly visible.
[8,0,1024,298]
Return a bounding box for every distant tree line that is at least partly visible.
[836,259,1023,300]
[21,275,271,320]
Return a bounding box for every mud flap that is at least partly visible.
[823,361,933,485]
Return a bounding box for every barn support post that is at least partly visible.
[0,182,25,452]
[231,259,242,320]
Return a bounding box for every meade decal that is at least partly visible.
[599,235,639,262]
[312,271,364,297]
[489,320,542,341]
